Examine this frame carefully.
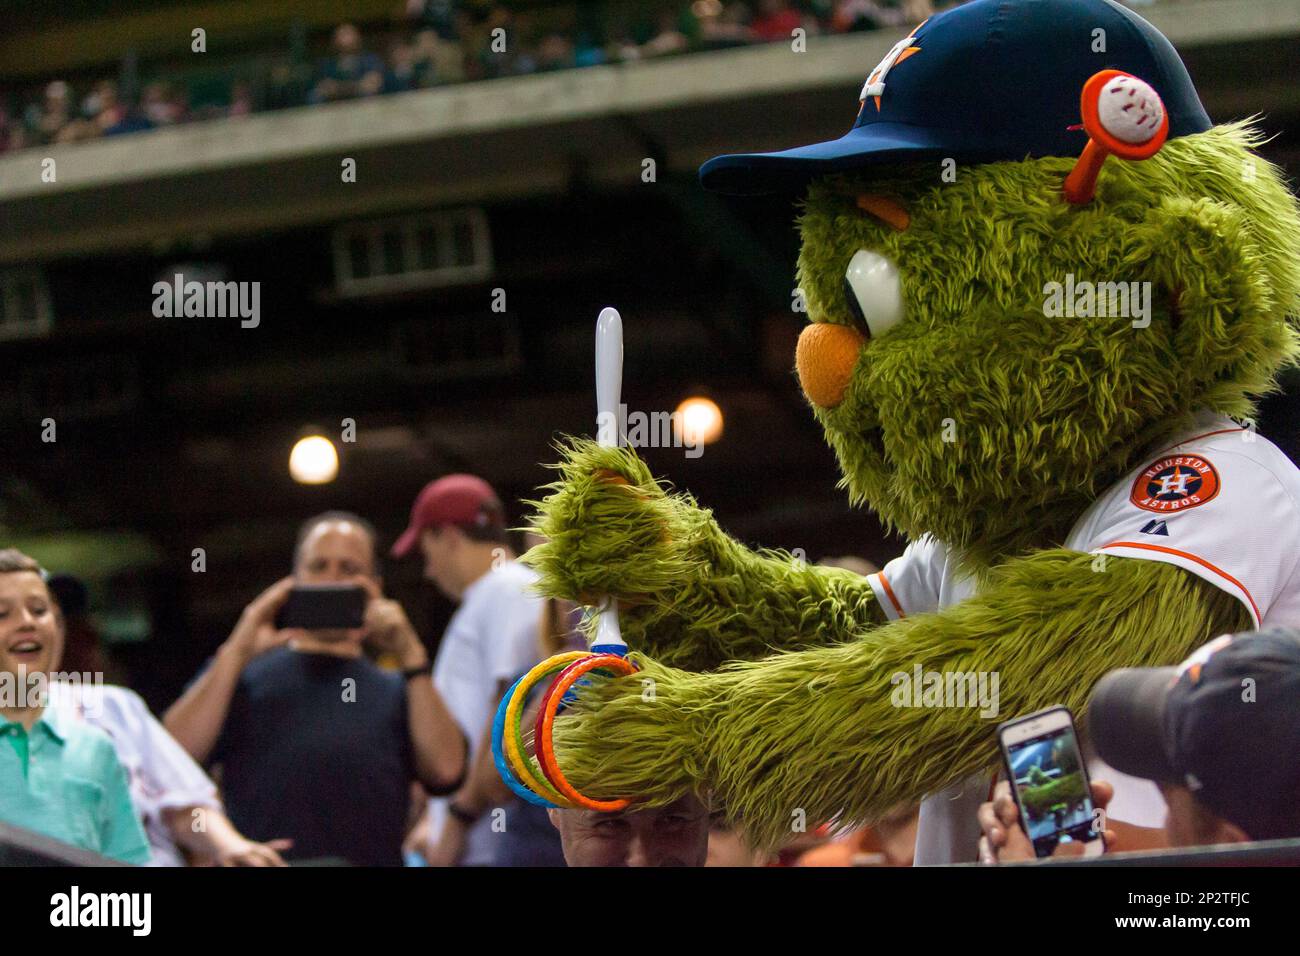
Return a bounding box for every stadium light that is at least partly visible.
[675,395,724,447]
[289,434,339,485]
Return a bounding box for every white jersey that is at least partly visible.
[864,410,1300,864]
[49,682,221,867]
[427,559,545,865]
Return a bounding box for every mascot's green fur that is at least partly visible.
[523,116,1300,848]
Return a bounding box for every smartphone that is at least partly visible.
[275,584,367,631]
[996,706,1105,858]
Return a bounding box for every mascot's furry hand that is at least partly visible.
[525,438,883,672]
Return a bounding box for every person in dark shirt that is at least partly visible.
[311,23,386,103]
[407,0,463,41]
[164,512,466,865]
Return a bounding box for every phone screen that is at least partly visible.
[275,585,367,631]
[1004,720,1100,857]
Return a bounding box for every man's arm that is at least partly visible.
[161,805,290,866]
[356,580,467,790]
[422,679,516,866]
[163,577,295,764]
[452,680,516,811]
[404,662,468,790]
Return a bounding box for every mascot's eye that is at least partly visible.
[843,249,904,339]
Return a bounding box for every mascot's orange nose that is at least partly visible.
[796,322,865,409]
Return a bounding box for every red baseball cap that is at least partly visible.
[391,473,504,558]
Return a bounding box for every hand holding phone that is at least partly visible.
[274,584,368,631]
[995,706,1107,859]
[226,577,299,663]
[359,593,427,669]
[979,777,1116,863]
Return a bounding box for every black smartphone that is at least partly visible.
[275,584,367,630]
[996,705,1105,858]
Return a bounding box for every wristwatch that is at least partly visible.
[402,660,434,680]
[448,802,479,826]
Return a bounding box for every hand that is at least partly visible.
[423,816,470,867]
[224,577,297,665]
[403,811,433,863]
[215,837,292,867]
[549,653,697,805]
[978,779,1115,864]
[529,440,710,604]
[526,439,728,667]
[354,579,426,669]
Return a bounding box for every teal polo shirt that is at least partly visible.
[0,705,150,864]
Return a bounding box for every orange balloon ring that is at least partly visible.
[534,653,638,812]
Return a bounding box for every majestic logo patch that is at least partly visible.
[1130,454,1220,513]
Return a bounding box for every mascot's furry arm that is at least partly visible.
[524,440,886,672]
[529,450,1250,849]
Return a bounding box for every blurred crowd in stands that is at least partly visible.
[0,0,944,154]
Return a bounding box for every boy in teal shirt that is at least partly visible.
[0,549,149,864]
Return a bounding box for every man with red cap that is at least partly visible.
[393,475,556,866]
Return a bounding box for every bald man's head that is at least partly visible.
[547,794,710,867]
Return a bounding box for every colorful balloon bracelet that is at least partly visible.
[490,649,638,811]
[500,651,589,808]
[532,653,638,812]
[490,671,567,808]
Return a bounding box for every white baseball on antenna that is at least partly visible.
[1096,74,1164,145]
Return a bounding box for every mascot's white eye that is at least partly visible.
[843,249,904,339]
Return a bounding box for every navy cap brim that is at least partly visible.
[699,121,1062,196]
[1089,667,1179,784]
[700,122,947,196]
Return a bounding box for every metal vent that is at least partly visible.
[0,268,53,340]
[333,208,493,297]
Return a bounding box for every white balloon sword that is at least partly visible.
[590,307,628,656]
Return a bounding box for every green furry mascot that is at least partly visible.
[523,0,1300,862]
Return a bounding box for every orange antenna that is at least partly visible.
[1064,70,1169,205]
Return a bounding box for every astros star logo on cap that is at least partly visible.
[858,19,926,118]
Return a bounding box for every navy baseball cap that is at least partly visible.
[1090,628,1300,842]
[699,0,1211,195]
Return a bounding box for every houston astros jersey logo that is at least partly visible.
[1130,454,1221,513]
[858,19,927,117]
